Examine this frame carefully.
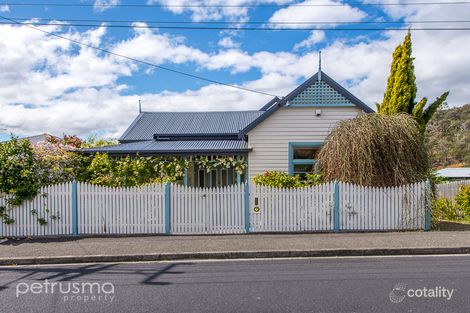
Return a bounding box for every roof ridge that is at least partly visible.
[140,110,262,114]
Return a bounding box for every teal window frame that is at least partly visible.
[288,142,323,176]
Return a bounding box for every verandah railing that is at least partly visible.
[0,181,431,237]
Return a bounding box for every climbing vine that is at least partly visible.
[87,154,247,187]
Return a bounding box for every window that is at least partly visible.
[288,142,322,176]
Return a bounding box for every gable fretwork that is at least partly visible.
[289,79,354,107]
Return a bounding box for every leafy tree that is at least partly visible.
[426,103,470,167]
[376,31,449,129]
[33,135,89,185]
[0,138,39,206]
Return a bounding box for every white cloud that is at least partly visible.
[0,5,9,12]
[112,24,210,66]
[93,0,120,12]
[218,37,240,49]
[294,30,326,50]
[268,0,367,28]
[148,0,293,22]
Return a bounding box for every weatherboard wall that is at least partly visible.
[246,106,362,180]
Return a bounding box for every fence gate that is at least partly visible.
[249,183,335,232]
[171,183,245,234]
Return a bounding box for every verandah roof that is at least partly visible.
[82,140,250,156]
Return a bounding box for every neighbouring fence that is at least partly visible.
[0,180,431,237]
[436,180,470,200]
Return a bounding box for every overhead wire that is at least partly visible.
[0,15,280,97]
[3,1,470,8]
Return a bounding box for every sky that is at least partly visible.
[0,0,469,141]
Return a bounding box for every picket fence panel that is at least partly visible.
[250,183,335,232]
[437,180,470,200]
[1,180,429,238]
[171,183,245,234]
[77,182,166,235]
[0,183,72,237]
[339,181,426,231]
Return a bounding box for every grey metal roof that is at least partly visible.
[120,111,264,142]
[83,140,250,156]
[436,168,470,178]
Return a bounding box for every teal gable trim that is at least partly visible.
[288,79,356,108]
[289,103,355,108]
[288,142,323,175]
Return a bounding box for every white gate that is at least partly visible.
[171,183,245,234]
[249,183,335,232]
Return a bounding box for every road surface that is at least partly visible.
[0,255,469,313]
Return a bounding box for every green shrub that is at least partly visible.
[433,198,465,221]
[252,171,323,188]
[455,185,470,217]
[433,185,470,222]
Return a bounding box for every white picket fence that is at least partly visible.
[436,180,470,200]
[0,183,72,237]
[77,182,166,235]
[338,181,426,231]
[249,183,335,232]
[0,180,430,237]
[171,183,245,234]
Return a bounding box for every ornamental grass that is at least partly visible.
[317,113,429,187]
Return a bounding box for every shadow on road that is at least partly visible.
[0,262,193,291]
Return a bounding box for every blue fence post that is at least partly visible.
[71,181,78,236]
[425,178,431,231]
[244,181,250,234]
[165,182,171,235]
[333,181,340,233]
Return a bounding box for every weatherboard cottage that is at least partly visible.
[84,69,373,187]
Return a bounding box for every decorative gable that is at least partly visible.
[289,79,354,107]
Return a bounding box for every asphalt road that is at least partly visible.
[0,255,469,313]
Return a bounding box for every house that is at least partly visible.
[83,70,373,187]
[436,167,470,180]
[1,133,60,144]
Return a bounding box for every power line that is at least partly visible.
[1,20,470,31]
[3,1,470,8]
[7,17,470,25]
[0,15,278,98]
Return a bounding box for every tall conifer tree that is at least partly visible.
[377,31,449,129]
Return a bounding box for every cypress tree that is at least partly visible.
[377,31,449,129]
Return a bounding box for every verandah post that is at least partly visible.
[244,181,250,234]
[71,181,78,236]
[165,182,171,235]
[424,178,431,231]
[333,181,340,233]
